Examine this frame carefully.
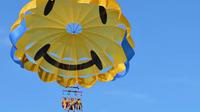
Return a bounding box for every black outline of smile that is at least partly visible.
[34,44,103,71]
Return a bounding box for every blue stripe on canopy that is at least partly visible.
[10,46,24,67]
[122,31,135,61]
[9,20,26,46]
[9,20,26,67]
[113,31,135,80]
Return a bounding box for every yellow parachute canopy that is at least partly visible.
[10,0,135,88]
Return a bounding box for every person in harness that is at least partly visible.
[62,97,67,110]
[75,99,83,111]
[69,98,76,112]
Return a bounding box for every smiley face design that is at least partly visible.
[10,0,135,88]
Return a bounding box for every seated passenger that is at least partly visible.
[76,99,83,111]
[62,97,67,110]
[69,98,76,112]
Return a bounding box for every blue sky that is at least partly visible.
[1,0,200,112]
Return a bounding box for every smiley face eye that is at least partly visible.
[99,6,107,24]
[44,0,55,16]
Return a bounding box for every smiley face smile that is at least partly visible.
[34,44,103,71]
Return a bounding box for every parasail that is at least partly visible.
[10,0,135,89]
